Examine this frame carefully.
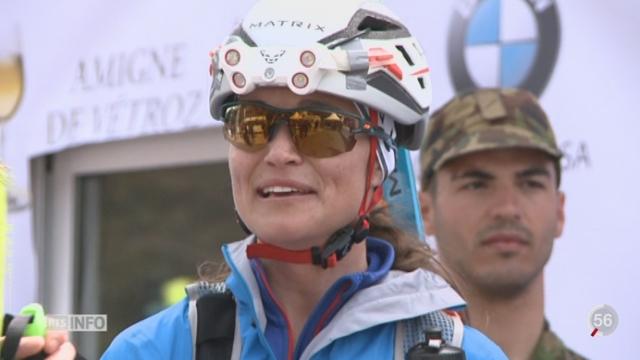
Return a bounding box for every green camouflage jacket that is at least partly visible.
[530,321,588,360]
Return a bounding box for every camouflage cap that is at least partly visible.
[419,88,562,187]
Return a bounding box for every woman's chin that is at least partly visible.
[254,228,326,250]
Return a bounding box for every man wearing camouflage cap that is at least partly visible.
[419,88,586,360]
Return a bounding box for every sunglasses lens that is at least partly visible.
[291,111,357,158]
[223,103,359,157]
[223,104,271,152]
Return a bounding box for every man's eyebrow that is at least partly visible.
[516,166,551,179]
[451,169,494,181]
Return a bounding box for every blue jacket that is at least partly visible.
[103,237,507,359]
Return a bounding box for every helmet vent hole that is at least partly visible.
[357,16,401,32]
[395,45,414,66]
[417,77,425,89]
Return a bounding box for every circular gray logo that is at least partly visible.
[589,304,619,336]
[448,0,561,96]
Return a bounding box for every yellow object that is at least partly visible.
[162,276,192,307]
[0,165,8,333]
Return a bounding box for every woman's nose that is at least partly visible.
[263,125,303,166]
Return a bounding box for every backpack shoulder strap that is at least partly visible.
[397,310,465,358]
[186,281,236,360]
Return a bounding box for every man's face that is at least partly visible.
[421,148,565,298]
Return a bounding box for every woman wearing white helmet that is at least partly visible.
[100,0,508,359]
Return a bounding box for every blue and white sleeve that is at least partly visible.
[461,325,509,360]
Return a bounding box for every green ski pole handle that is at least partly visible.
[0,303,48,359]
[1,303,77,360]
[19,303,47,338]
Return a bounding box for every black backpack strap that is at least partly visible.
[186,282,236,360]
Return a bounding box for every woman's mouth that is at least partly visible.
[258,186,313,198]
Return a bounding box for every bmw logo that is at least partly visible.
[448,0,561,96]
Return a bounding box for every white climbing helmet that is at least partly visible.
[209,0,432,150]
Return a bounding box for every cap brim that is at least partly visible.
[433,127,562,171]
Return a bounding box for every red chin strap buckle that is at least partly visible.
[246,217,370,269]
[312,216,369,268]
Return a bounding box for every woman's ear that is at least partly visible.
[372,158,384,189]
